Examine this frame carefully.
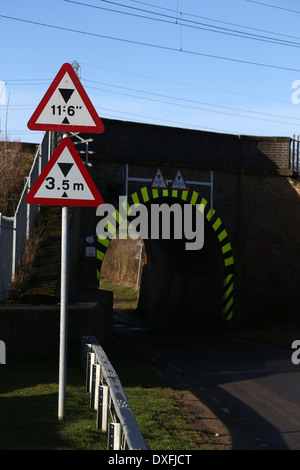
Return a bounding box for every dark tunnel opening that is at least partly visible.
[131,197,225,330]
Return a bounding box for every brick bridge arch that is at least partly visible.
[96,185,234,322]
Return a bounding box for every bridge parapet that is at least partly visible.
[78,118,292,175]
[72,119,300,326]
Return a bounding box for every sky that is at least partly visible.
[1,0,300,144]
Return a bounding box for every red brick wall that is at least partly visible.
[83,118,292,172]
[83,120,299,326]
[91,157,300,325]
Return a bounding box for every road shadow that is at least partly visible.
[111,313,299,450]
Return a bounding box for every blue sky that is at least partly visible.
[1,0,300,143]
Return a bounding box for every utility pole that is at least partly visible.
[72,60,81,79]
[70,62,95,166]
[5,91,10,153]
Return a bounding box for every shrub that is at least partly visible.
[0,140,34,216]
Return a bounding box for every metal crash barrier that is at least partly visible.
[81,336,147,450]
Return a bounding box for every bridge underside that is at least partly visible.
[70,118,300,328]
[94,188,234,330]
[137,221,224,328]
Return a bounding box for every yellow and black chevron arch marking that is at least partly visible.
[96,186,234,320]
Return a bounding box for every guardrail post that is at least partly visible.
[85,351,91,391]
[97,385,109,432]
[90,363,96,409]
[90,363,101,410]
[86,352,95,393]
[82,341,91,370]
[108,423,121,450]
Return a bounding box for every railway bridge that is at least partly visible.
[71,118,300,329]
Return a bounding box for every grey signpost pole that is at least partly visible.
[26,63,105,422]
[58,205,69,420]
[58,134,70,421]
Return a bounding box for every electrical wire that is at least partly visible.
[80,62,289,104]
[64,0,300,49]
[1,81,298,127]
[0,76,298,127]
[126,0,300,41]
[1,4,299,139]
[2,65,289,106]
[83,78,300,123]
[246,0,300,14]
[1,13,300,73]
[97,104,239,134]
[84,83,300,126]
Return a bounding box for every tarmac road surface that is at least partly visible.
[113,312,300,450]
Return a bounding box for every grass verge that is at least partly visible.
[100,277,138,315]
[0,351,212,450]
[115,363,212,450]
[0,360,107,450]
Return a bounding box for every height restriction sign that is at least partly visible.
[27,62,105,133]
[26,137,103,207]
[26,63,105,422]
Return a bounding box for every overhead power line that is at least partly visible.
[1,79,298,127]
[65,0,300,49]
[246,0,300,14]
[2,64,289,105]
[1,13,300,73]
[98,104,239,134]
[81,62,289,104]
[84,81,300,126]
[83,78,300,123]
[126,0,300,41]
[3,80,51,86]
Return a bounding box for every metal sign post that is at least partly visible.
[27,63,104,421]
[58,132,69,421]
[135,240,143,290]
[58,204,69,420]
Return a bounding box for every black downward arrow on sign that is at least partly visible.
[59,88,74,103]
[58,163,73,177]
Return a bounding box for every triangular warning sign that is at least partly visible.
[27,63,105,133]
[171,170,188,190]
[26,137,103,207]
[151,168,168,189]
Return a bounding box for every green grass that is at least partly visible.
[100,277,139,314]
[0,360,106,450]
[0,353,212,450]
[117,365,210,450]
[0,278,215,450]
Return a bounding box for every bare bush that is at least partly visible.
[10,220,45,299]
[0,139,36,298]
[100,238,144,287]
[0,140,34,216]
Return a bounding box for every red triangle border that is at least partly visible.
[26,138,103,207]
[27,63,105,134]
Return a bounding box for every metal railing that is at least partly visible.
[291,135,300,174]
[82,336,148,450]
